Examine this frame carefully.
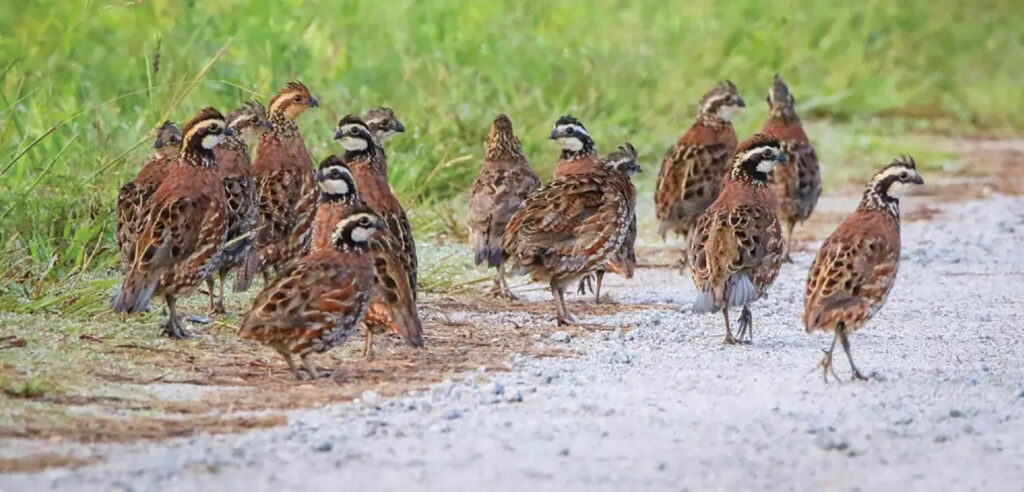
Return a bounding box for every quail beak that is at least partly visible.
[309,97,320,108]
[736,98,747,108]
[333,129,345,140]
[636,165,643,174]
[776,153,787,163]
[265,121,275,131]
[152,140,164,149]
[394,121,406,133]
[314,170,325,182]
[223,127,236,137]
[549,129,560,140]
[912,175,924,185]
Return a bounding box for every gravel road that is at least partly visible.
[3,194,1024,491]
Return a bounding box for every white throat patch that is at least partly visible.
[320,177,351,196]
[559,137,583,152]
[340,136,368,151]
[350,225,374,243]
[887,181,912,197]
[201,133,224,150]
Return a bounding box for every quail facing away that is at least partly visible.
[239,212,383,380]
[655,81,745,246]
[689,133,786,345]
[503,143,640,325]
[467,114,541,299]
[313,155,424,358]
[762,74,821,262]
[333,114,418,301]
[111,108,232,339]
[115,121,182,270]
[805,157,923,382]
[249,81,320,283]
[206,100,270,312]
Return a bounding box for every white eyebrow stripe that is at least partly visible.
[737,145,774,162]
[182,119,224,145]
[556,123,589,137]
[228,115,250,130]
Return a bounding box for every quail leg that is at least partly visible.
[593,270,604,304]
[819,330,841,383]
[161,294,189,339]
[363,326,375,360]
[783,221,796,263]
[722,305,738,345]
[494,260,519,300]
[576,274,593,297]
[275,349,302,380]
[839,330,868,381]
[216,270,227,314]
[736,305,754,344]
[206,274,227,315]
[300,353,320,379]
[552,281,576,326]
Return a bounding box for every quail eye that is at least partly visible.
[293,95,301,102]
[761,149,773,158]
[900,171,909,179]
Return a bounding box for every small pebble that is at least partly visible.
[506,389,523,403]
[444,409,462,420]
[492,381,505,395]
[551,331,572,343]
[949,409,964,418]
[361,390,380,406]
[313,441,333,452]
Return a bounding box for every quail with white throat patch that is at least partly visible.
[805,156,923,382]
[688,133,786,345]
[111,108,232,339]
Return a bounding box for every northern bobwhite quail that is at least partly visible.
[689,133,786,345]
[362,107,405,178]
[548,115,633,302]
[250,81,320,283]
[656,81,745,245]
[111,108,232,338]
[467,114,541,299]
[762,74,821,262]
[312,155,424,357]
[551,115,599,178]
[239,211,383,380]
[503,143,640,325]
[205,100,270,313]
[804,157,923,382]
[115,121,182,269]
[333,115,418,301]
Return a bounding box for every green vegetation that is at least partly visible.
[0,0,1021,313]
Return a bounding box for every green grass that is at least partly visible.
[0,0,1022,314]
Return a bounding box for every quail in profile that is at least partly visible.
[115,121,182,270]
[362,107,405,178]
[206,100,270,312]
[249,81,320,283]
[761,75,821,262]
[805,157,923,382]
[334,115,418,301]
[656,81,745,246]
[503,143,640,325]
[689,133,786,345]
[312,156,424,357]
[111,108,232,338]
[239,212,383,380]
[467,114,541,298]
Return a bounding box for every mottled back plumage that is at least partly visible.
[655,81,745,241]
[804,157,923,380]
[762,75,821,260]
[688,133,785,344]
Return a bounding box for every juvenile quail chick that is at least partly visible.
[503,143,640,325]
[362,107,405,178]
[805,157,923,382]
[333,115,418,300]
[656,81,745,244]
[111,108,232,338]
[762,75,821,262]
[205,100,270,312]
[312,156,424,357]
[250,81,320,282]
[689,133,786,345]
[467,114,541,298]
[239,212,383,380]
[116,121,182,269]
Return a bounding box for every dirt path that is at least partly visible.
[2,192,1023,490]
